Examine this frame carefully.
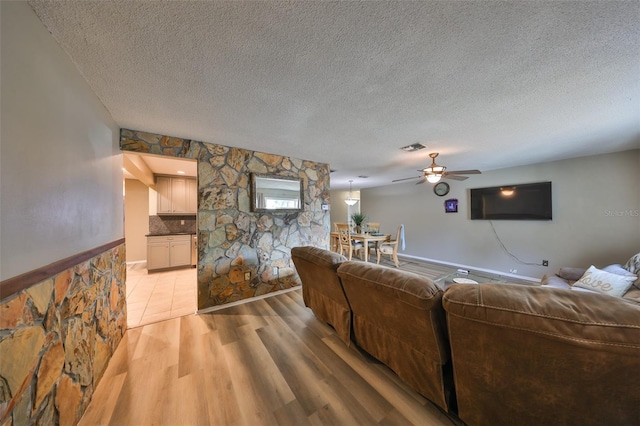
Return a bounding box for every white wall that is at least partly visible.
[124,179,150,262]
[0,2,123,280]
[359,150,640,279]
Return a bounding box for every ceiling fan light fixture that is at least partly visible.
[426,173,442,183]
[423,152,446,183]
[393,152,481,185]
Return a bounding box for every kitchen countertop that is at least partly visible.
[146,232,196,237]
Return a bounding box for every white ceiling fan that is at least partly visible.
[392,152,482,184]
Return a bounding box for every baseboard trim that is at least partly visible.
[196,286,300,315]
[397,253,541,283]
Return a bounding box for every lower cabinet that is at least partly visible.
[147,235,193,271]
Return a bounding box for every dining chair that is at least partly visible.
[331,222,349,252]
[367,222,380,233]
[334,222,348,231]
[366,222,381,260]
[336,223,364,261]
[377,225,402,267]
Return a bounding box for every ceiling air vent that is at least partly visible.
[400,143,427,152]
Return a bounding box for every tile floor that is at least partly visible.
[125,263,197,328]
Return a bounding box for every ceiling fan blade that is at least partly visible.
[392,175,422,182]
[443,175,468,181]
[444,169,482,175]
[415,177,427,185]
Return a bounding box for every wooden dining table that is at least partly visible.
[330,232,390,262]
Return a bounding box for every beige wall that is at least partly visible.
[124,179,150,262]
[0,3,127,424]
[0,2,123,280]
[330,189,361,229]
[359,150,640,280]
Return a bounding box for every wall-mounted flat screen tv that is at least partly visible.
[470,181,552,220]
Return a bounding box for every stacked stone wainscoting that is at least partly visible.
[0,244,127,425]
[121,129,331,310]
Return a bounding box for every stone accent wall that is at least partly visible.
[0,244,127,425]
[121,129,331,309]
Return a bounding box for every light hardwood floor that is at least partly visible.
[81,287,462,426]
[103,256,532,425]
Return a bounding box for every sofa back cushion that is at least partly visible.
[337,262,450,411]
[443,282,640,426]
[291,246,351,344]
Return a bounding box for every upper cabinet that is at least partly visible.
[156,175,197,215]
[187,178,197,213]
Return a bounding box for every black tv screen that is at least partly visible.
[470,182,552,220]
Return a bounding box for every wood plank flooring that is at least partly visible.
[80,287,462,426]
[86,255,534,425]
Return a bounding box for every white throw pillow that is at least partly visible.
[603,264,637,277]
[573,265,637,298]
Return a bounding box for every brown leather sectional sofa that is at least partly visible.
[291,246,640,426]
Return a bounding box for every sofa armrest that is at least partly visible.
[443,282,640,426]
[291,246,351,345]
[556,266,587,282]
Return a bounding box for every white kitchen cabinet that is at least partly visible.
[156,176,172,214]
[170,238,192,266]
[170,177,187,212]
[156,175,197,215]
[147,240,170,270]
[187,178,198,213]
[147,235,193,270]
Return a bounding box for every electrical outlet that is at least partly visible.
[180,219,185,225]
[542,260,549,267]
[244,271,251,281]
[509,268,518,274]
[272,266,278,276]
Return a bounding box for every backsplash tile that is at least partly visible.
[149,215,196,234]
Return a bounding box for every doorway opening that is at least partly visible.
[122,152,198,328]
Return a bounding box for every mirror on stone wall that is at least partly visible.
[250,174,304,213]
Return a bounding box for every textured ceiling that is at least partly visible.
[29,1,640,189]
